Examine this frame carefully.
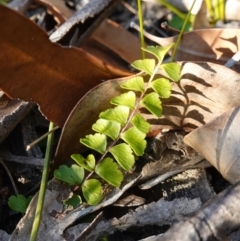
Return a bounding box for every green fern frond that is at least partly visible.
[54,45,180,205]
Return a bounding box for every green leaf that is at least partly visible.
[141,92,162,117]
[109,143,135,171]
[92,119,121,140]
[99,106,129,126]
[142,44,175,63]
[63,195,82,208]
[151,78,172,98]
[71,153,95,171]
[8,194,32,213]
[131,59,155,75]
[82,179,103,205]
[131,114,150,134]
[160,62,181,82]
[121,127,146,156]
[54,164,84,185]
[80,133,107,154]
[120,76,144,93]
[95,157,123,187]
[111,91,136,110]
[169,14,192,31]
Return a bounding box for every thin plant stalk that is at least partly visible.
[215,0,225,21]
[30,122,55,241]
[171,0,197,61]
[158,0,187,20]
[137,0,145,59]
[205,0,215,24]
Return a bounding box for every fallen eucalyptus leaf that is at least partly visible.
[151,29,240,71]
[54,62,240,168]
[184,106,240,184]
[0,4,130,127]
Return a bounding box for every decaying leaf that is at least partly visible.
[0,4,130,127]
[153,29,240,71]
[184,106,240,184]
[53,75,125,169]
[90,19,143,64]
[54,62,240,168]
[35,0,74,23]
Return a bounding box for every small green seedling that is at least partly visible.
[54,44,181,206]
[63,194,82,209]
[8,194,32,213]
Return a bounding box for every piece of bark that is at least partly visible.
[9,175,140,240]
[0,229,10,241]
[66,197,202,241]
[0,151,44,167]
[7,0,33,14]
[160,169,215,203]
[49,0,122,46]
[0,98,34,143]
[141,181,240,241]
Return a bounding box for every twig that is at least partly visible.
[26,126,59,151]
[0,159,18,196]
[161,21,180,33]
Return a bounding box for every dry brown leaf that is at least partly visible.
[36,0,142,64]
[36,0,74,23]
[184,106,240,184]
[54,62,240,168]
[192,0,210,29]
[0,5,130,127]
[53,75,125,169]
[154,29,240,71]
[90,19,143,64]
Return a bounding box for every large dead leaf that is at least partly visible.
[37,0,142,64]
[155,29,240,71]
[0,5,130,127]
[53,75,125,169]
[184,106,240,184]
[54,62,240,168]
[90,19,143,64]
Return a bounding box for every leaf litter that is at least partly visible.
[0,0,239,240]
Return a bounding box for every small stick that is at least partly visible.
[161,21,180,34]
[26,126,59,151]
[0,159,18,196]
[121,0,138,15]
